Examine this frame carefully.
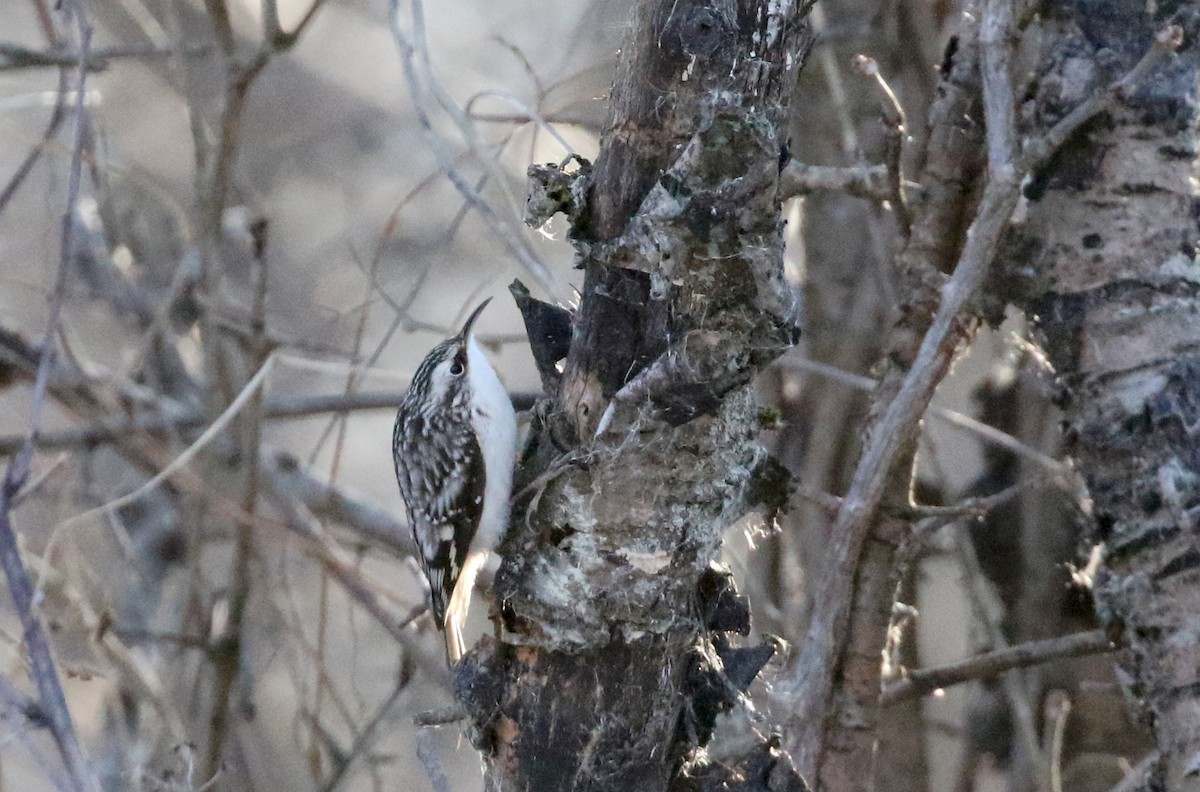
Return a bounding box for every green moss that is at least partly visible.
[756,406,782,429]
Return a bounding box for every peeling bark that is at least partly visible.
[455,3,815,791]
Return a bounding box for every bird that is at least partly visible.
[391,297,517,662]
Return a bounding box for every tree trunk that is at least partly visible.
[455,2,814,791]
[1000,3,1200,788]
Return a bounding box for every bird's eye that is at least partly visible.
[449,360,464,376]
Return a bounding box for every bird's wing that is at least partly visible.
[394,414,486,623]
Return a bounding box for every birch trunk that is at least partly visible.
[1001,4,1200,787]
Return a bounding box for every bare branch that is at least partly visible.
[54,354,277,532]
[0,41,213,71]
[388,0,564,301]
[1045,690,1072,792]
[954,527,1045,788]
[0,67,68,215]
[415,728,451,792]
[1020,24,1182,172]
[0,391,403,456]
[775,8,1175,773]
[778,161,890,202]
[1107,752,1160,792]
[980,0,1017,174]
[880,630,1114,705]
[905,479,1033,520]
[776,0,1018,773]
[852,54,912,234]
[0,3,98,788]
[775,356,1072,476]
[262,449,413,556]
[321,666,413,792]
[205,218,271,778]
[413,704,467,728]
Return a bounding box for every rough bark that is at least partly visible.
[454,3,815,791]
[998,3,1200,787]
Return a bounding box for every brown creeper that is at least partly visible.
[392,298,517,662]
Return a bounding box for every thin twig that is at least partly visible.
[852,54,912,234]
[0,391,404,456]
[0,41,213,71]
[414,728,451,792]
[11,452,70,507]
[775,356,1071,476]
[464,89,576,156]
[954,528,1046,789]
[388,0,563,302]
[1045,690,1071,792]
[52,354,277,532]
[904,479,1032,520]
[894,479,1041,575]
[1106,752,1159,792]
[930,406,1070,478]
[1020,25,1181,173]
[0,3,98,789]
[0,67,69,216]
[775,0,1173,771]
[321,667,413,792]
[793,486,843,517]
[205,218,271,777]
[413,704,467,728]
[880,629,1114,704]
[263,478,427,647]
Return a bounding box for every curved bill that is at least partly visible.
[456,297,492,340]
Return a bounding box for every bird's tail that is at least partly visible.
[443,617,466,666]
[442,549,489,665]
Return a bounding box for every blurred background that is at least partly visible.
[0,0,1147,790]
